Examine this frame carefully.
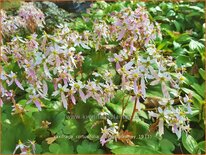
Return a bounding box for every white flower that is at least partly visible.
[52,84,69,109]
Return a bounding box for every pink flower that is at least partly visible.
[85,80,103,104]
[182,95,192,114]
[148,107,170,136]
[109,53,124,70]
[13,140,28,155]
[61,92,68,109]
[70,93,76,105]
[70,81,86,103]
[8,71,24,90]
[52,84,69,109]
[100,126,110,146]
[100,136,108,146]
[100,119,119,146]
[117,29,126,41]
[27,94,42,111]
[13,140,36,155]
[150,72,171,98]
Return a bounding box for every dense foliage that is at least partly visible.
[1,1,205,154]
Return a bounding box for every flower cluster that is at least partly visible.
[112,6,161,49]
[13,140,35,155]
[1,20,117,112]
[1,2,192,146]
[107,5,190,140]
[148,96,191,139]
[18,2,45,28]
[1,10,21,36]
[100,119,119,146]
[1,2,45,36]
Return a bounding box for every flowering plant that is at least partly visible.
[1,1,205,154]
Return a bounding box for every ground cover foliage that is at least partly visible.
[1,1,205,154]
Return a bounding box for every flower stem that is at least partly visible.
[130,96,137,124]
[118,95,125,131]
[118,95,130,131]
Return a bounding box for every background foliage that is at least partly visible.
[1,1,205,154]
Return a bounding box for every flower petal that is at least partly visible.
[34,99,42,111]
[81,43,90,49]
[133,79,138,95]
[61,92,68,110]
[107,119,112,126]
[43,80,48,97]
[15,79,24,90]
[141,77,146,98]
[161,82,170,98]
[8,79,14,86]
[148,111,159,118]
[79,89,86,103]
[150,79,159,86]
[117,29,125,40]
[135,97,141,111]
[158,118,164,136]
[44,63,52,79]
[71,95,76,105]
[116,62,121,71]
[121,74,126,88]
[125,61,134,70]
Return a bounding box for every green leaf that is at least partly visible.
[189,40,204,52]
[173,21,181,32]
[163,129,178,145]
[175,34,191,43]
[159,139,175,154]
[1,0,21,10]
[63,119,86,137]
[154,16,170,22]
[136,135,160,150]
[166,10,175,17]
[2,112,35,154]
[191,83,205,98]
[184,73,198,85]
[77,140,104,154]
[183,5,204,13]
[146,84,163,97]
[49,143,60,153]
[157,41,170,50]
[85,120,102,141]
[197,141,206,152]
[176,55,193,67]
[94,10,104,18]
[106,141,125,150]
[35,144,43,154]
[182,133,198,154]
[190,128,204,141]
[127,121,149,136]
[49,111,66,134]
[199,68,206,80]
[49,140,74,154]
[173,41,181,49]
[111,146,162,154]
[74,100,95,117]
